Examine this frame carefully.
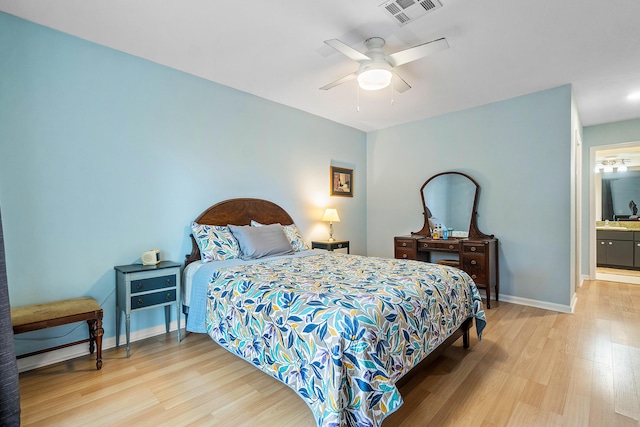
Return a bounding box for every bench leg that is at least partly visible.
[95,317,103,370]
[87,316,104,370]
[88,320,95,355]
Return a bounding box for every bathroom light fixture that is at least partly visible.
[322,208,340,241]
[596,158,630,173]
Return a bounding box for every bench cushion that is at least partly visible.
[11,297,102,333]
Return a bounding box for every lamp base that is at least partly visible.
[328,222,335,241]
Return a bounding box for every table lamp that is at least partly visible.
[322,208,340,241]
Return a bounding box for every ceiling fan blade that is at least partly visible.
[386,37,449,67]
[324,39,370,62]
[392,71,411,93]
[320,73,357,91]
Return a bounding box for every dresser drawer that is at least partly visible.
[130,274,176,294]
[462,242,486,254]
[395,238,416,249]
[131,289,176,309]
[462,254,485,280]
[419,241,458,251]
[396,248,417,260]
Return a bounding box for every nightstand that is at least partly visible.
[114,261,181,357]
[311,240,350,254]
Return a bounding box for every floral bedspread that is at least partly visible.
[205,252,486,427]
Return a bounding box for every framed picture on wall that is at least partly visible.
[330,166,353,197]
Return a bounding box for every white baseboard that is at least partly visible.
[595,272,640,285]
[498,294,574,314]
[580,274,589,287]
[16,320,180,373]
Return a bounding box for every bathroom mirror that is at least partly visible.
[413,171,490,239]
[601,170,640,221]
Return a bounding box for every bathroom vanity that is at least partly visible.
[597,229,640,270]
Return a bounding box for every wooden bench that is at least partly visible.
[11,297,104,370]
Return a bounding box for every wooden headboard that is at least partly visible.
[185,198,295,266]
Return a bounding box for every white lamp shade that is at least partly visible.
[357,69,392,91]
[322,208,340,222]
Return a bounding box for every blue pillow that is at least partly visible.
[251,220,309,252]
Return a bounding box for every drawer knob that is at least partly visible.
[402,242,407,247]
[137,298,144,306]
[166,293,172,300]
[136,283,143,290]
[448,245,454,250]
[423,243,429,247]
[471,260,477,265]
[471,274,477,279]
[166,278,172,285]
[470,247,477,252]
[402,254,407,259]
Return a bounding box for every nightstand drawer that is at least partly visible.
[131,289,176,309]
[130,274,176,294]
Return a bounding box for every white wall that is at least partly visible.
[366,86,574,309]
[0,13,367,355]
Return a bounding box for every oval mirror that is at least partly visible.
[413,172,483,238]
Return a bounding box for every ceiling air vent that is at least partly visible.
[380,0,443,26]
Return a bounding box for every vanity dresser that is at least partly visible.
[394,172,499,308]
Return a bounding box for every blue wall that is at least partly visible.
[0,12,367,355]
[366,86,574,308]
[0,10,584,360]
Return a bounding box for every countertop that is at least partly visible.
[596,221,640,231]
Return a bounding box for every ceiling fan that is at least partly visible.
[320,36,449,93]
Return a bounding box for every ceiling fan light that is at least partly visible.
[357,69,392,91]
[603,165,614,173]
[618,162,627,172]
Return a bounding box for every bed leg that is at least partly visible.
[462,317,472,349]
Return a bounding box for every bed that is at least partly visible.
[183,198,486,427]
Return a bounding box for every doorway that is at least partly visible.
[591,142,640,285]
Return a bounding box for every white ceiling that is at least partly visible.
[1,0,640,132]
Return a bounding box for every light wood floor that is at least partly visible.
[18,280,640,426]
